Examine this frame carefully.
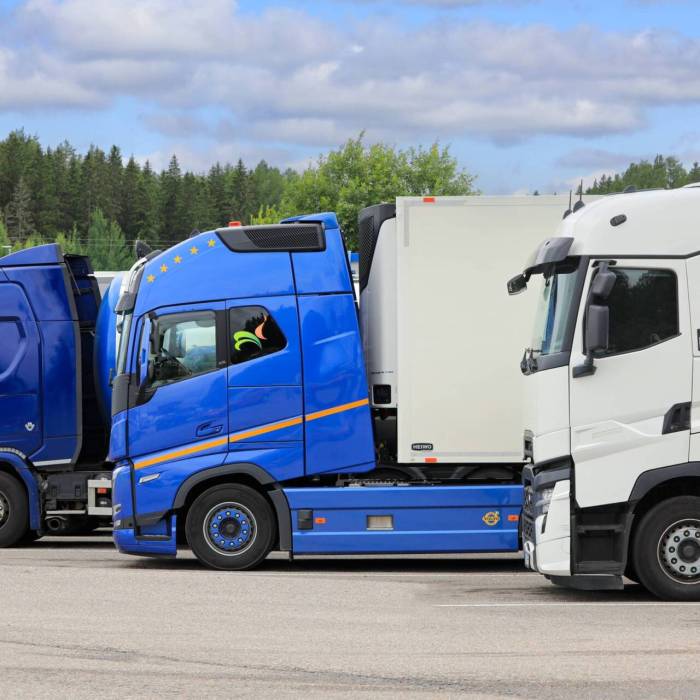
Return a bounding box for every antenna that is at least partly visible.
[572,180,585,213]
[563,189,573,219]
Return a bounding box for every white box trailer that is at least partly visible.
[359,195,595,476]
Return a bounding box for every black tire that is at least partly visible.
[185,484,276,570]
[633,496,700,601]
[0,471,29,548]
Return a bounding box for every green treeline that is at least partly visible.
[0,130,475,269]
[586,155,700,194]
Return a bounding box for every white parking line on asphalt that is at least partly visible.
[436,602,700,607]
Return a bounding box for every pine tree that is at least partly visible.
[229,159,252,223]
[160,155,184,246]
[207,163,228,226]
[55,225,85,256]
[106,145,123,223]
[85,208,132,270]
[138,161,161,245]
[120,156,142,241]
[5,176,35,242]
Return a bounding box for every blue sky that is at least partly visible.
[1,0,700,193]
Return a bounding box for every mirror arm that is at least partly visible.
[572,353,597,378]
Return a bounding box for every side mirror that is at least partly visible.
[585,304,609,354]
[573,263,616,379]
[590,269,616,300]
[507,273,528,295]
[573,304,610,378]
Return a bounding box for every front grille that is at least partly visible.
[523,484,534,518]
[522,514,535,543]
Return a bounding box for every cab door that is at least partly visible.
[226,295,305,481]
[127,301,228,468]
[569,259,692,509]
[0,284,42,457]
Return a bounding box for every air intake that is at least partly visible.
[217,223,326,253]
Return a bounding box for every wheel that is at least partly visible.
[633,496,700,601]
[185,484,276,570]
[0,472,29,547]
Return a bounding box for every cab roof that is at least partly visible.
[560,185,700,258]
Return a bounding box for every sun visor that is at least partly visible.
[507,237,574,295]
[524,237,574,275]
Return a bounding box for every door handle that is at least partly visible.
[196,422,224,438]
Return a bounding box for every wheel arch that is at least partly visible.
[172,463,292,551]
[627,463,700,561]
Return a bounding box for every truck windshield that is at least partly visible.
[530,259,581,357]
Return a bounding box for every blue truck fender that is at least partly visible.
[171,463,292,551]
[0,450,42,530]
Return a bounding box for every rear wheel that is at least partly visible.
[633,496,700,601]
[185,484,276,570]
[0,472,29,547]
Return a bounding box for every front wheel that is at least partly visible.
[0,472,29,547]
[633,496,700,601]
[185,484,276,570]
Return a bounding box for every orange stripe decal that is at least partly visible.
[305,398,369,422]
[132,397,369,471]
[229,416,303,443]
[134,435,228,470]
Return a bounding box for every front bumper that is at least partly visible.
[112,462,177,558]
[113,518,178,558]
[522,463,572,577]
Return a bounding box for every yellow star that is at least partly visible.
[174,255,182,264]
[208,238,216,248]
[160,264,168,273]
[147,274,155,283]
[190,246,199,255]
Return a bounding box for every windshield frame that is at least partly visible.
[525,256,589,373]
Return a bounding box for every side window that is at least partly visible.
[230,306,286,364]
[603,268,678,355]
[149,311,217,388]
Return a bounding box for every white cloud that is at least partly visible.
[2,0,700,152]
[556,148,641,170]
[0,47,101,109]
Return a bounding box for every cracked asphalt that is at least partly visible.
[1,534,699,698]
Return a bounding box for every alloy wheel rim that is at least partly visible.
[0,490,9,528]
[203,501,257,557]
[658,519,700,584]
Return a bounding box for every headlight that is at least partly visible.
[535,486,554,517]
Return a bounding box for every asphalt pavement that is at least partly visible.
[1,534,699,698]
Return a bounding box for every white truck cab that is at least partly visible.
[510,184,700,601]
